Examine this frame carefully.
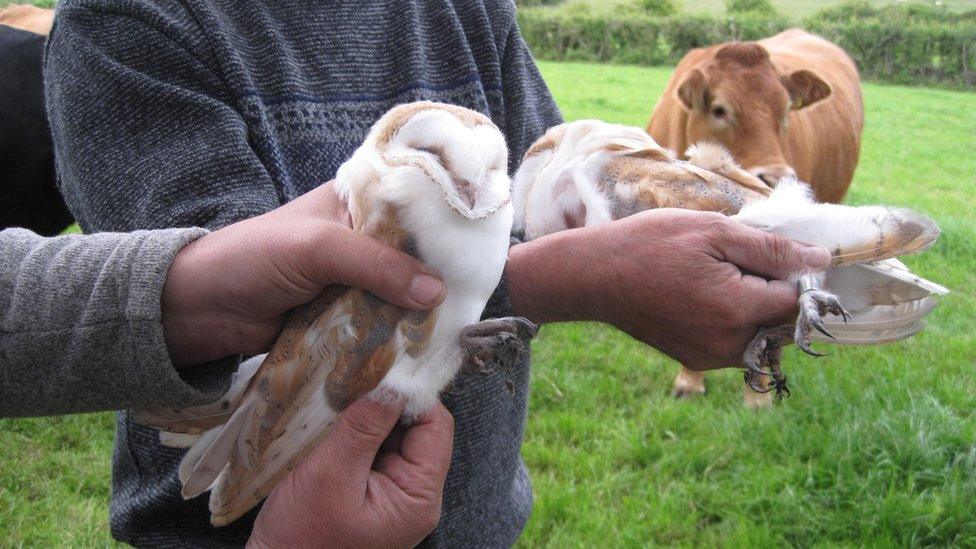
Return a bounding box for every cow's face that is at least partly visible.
[675,42,831,187]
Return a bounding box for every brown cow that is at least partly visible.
[0,4,54,35]
[648,29,863,408]
[648,28,863,204]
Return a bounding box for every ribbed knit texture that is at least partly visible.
[0,227,230,417]
[45,1,561,546]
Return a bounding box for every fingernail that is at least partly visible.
[801,245,831,270]
[409,274,445,306]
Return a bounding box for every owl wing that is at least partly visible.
[167,285,433,526]
[514,126,771,239]
[603,155,769,219]
[813,259,948,345]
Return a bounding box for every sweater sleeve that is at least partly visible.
[0,228,234,418]
[44,0,281,233]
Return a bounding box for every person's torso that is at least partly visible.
[107,1,554,547]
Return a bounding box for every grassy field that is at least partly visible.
[520,62,976,547]
[572,0,976,17]
[1,62,974,546]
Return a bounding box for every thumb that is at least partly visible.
[313,396,405,492]
[711,219,831,280]
[310,227,446,310]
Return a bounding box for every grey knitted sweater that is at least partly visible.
[44,0,561,547]
[0,228,223,418]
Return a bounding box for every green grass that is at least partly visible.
[518,61,976,547]
[1,62,975,546]
[569,0,976,17]
[0,0,56,8]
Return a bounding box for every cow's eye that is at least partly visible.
[711,106,727,119]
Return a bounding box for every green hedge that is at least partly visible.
[806,19,976,87]
[517,9,791,66]
[517,7,976,89]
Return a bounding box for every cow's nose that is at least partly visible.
[749,165,797,187]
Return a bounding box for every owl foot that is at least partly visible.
[794,287,851,357]
[743,326,790,400]
[459,317,538,375]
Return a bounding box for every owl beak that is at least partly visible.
[447,172,511,220]
[454,177,478,211]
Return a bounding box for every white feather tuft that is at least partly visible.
[685,141,740,173]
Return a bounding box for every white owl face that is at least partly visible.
[384,107,510,220]
[335,102,511,223]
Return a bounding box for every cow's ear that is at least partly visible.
[676,69,707,111]
[782,69,831,110]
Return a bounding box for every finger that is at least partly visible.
[710,219,831,281]
[283,181,352,226]
[375,402,454,488]
[313,396,405,494]
[379,424,407,454]
[309,227,447,310]
[739,275,801,326]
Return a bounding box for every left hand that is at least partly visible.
[505,209,830,370]
[248,398,454,548]
[161,182,447,367]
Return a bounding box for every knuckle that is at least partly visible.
[410,501,443,535]
[374,245,414,284]
[420,508,442,534]
[766,234,795,265]
[702,214,736,240]
[340,409,386,444]
[431,403,455,431]
[300,223,337,261]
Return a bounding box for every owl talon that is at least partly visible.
[744,371,771,393]
[795,287,846,356]
[743,326,791,396]
[811,317,835,340]
[459,317,538,374]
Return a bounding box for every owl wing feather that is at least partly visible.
[177,284,434,526]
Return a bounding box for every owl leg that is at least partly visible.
[459,317,538,375]
[794,273,851,357]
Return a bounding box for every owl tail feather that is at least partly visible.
[732,180,940,266]
[208,390,340,526]
[811,259,948,346]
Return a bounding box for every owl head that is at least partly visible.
[336,101,511,227]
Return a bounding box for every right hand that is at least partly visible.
[507,209,831,371]
[249,398,455,548]
[162,182,446,367]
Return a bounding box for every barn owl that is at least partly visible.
[136,101,535,526]
[514,119,945,402]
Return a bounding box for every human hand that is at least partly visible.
[506,209,831,370]
[248,398,454,549]
[161,182,446,367]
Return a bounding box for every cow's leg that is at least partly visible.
[672,366,706,398]
[742,374,773,409]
